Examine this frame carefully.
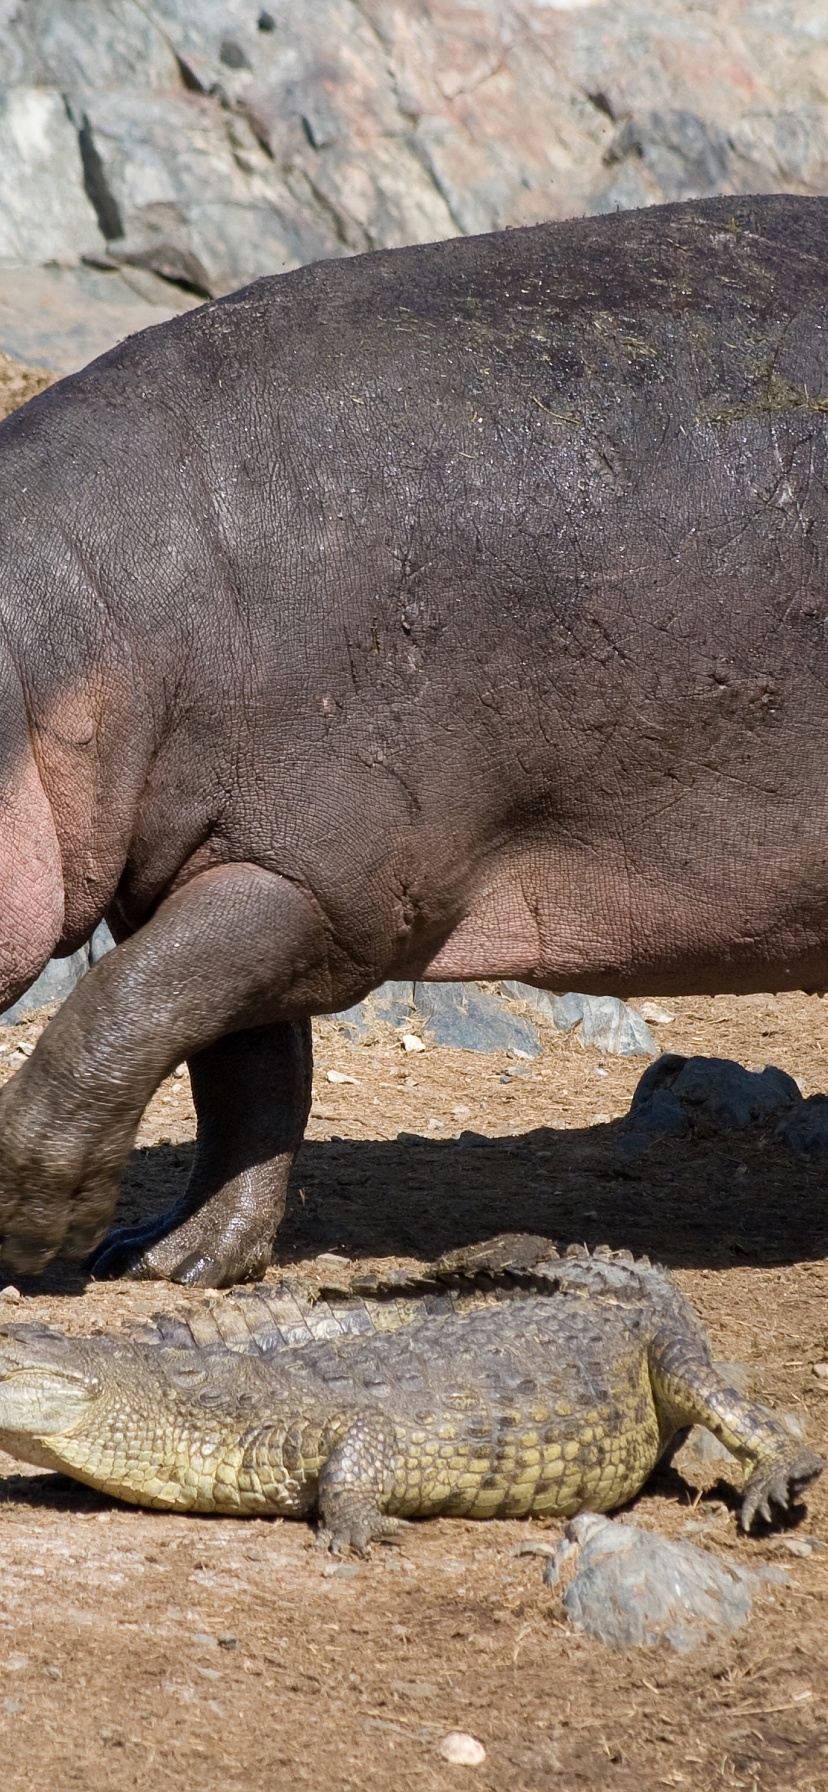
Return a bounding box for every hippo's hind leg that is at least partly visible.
[0,863,330,1282]
[90,1019,312,1285]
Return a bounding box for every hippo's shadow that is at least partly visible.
[105,1120,828,1275]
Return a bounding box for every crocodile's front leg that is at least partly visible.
[317,1413,405,1555]
[0,863,329,1278]
[650,1333,824,1529]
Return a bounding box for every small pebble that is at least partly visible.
[775,1536,825,1558]
[637,1002,675,1025]
[326,1069,358,1084]
[172,1065,186,1079]
[0,1285,20,1302]
[812,1363,828,1381]
[438,1732,487,1766]
[452,1104,471,1120]
[401,1034,426,1053]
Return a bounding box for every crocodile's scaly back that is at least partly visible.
[0,1241,820,1549]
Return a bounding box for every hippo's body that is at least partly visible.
[0,193,826,1284]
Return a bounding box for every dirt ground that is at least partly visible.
[1,991,828,1792]
[0,349,54,420]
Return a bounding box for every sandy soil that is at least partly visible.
[0,350,55,420]
[0,990,827,1792]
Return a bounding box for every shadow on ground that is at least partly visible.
[113,1123,828,1275]
[18,1120,828,1297]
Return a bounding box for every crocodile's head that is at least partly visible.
[0,1324,102,1439]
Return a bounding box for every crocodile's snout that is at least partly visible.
[0,1328,99,1434]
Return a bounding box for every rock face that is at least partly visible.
[0,3,826,366]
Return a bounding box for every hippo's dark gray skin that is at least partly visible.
[0,193,827,1287]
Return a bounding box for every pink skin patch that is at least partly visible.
[0,745,64,1006]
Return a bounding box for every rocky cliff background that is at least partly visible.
[0,1,826,368]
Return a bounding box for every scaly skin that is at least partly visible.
[0,1246,820,1552]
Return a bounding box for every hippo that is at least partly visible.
[0,192,826,1287]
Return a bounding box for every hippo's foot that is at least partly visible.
[88,1201,276,1287]
[91,1018,313,1288]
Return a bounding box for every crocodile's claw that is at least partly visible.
[740,1446,824,1531]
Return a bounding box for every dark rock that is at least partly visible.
[413,982,541,1056]
[624,1052,800,1139]
[777,1094,828,1156]
[615,1084,690,1157]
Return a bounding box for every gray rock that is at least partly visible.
[88,921,116,963]
[553,992,589,1035]
[579,995,656,1058]
[503,983,655,1056]
[374,982,415,1028]
[777,1094,828,1156]
[72,91,319,297]
[333,981,541,1054]
[0,948,89,1022]
[0,3,825,373]
[624,1053,801,1141]
[331,1002,374,1044]
[548,1513,764,1652]
[0,263,197,375]
[0,0,180,90]
[0,87,101,267]
[0,921,114,1023]
[413,982,541,1056]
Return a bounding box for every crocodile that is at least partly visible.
[0,1242,820,1552]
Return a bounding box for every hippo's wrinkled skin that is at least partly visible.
[0,193,827,1286]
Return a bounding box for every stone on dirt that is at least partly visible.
[503,983,656,1056]
[547,1513,764,1652]
[413,982,541,1056]
[620,1052,801,1153]
[0,921,115,1023]
[438,1732,487,1766]
[777,1094,828,1156]
[333,981,541,1055]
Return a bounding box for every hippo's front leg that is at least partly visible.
[0,864,329,1281]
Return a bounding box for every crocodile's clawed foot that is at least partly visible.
[740,1446,825,1531]
[317,1515,409,1558]
[88,1211,274,1288]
